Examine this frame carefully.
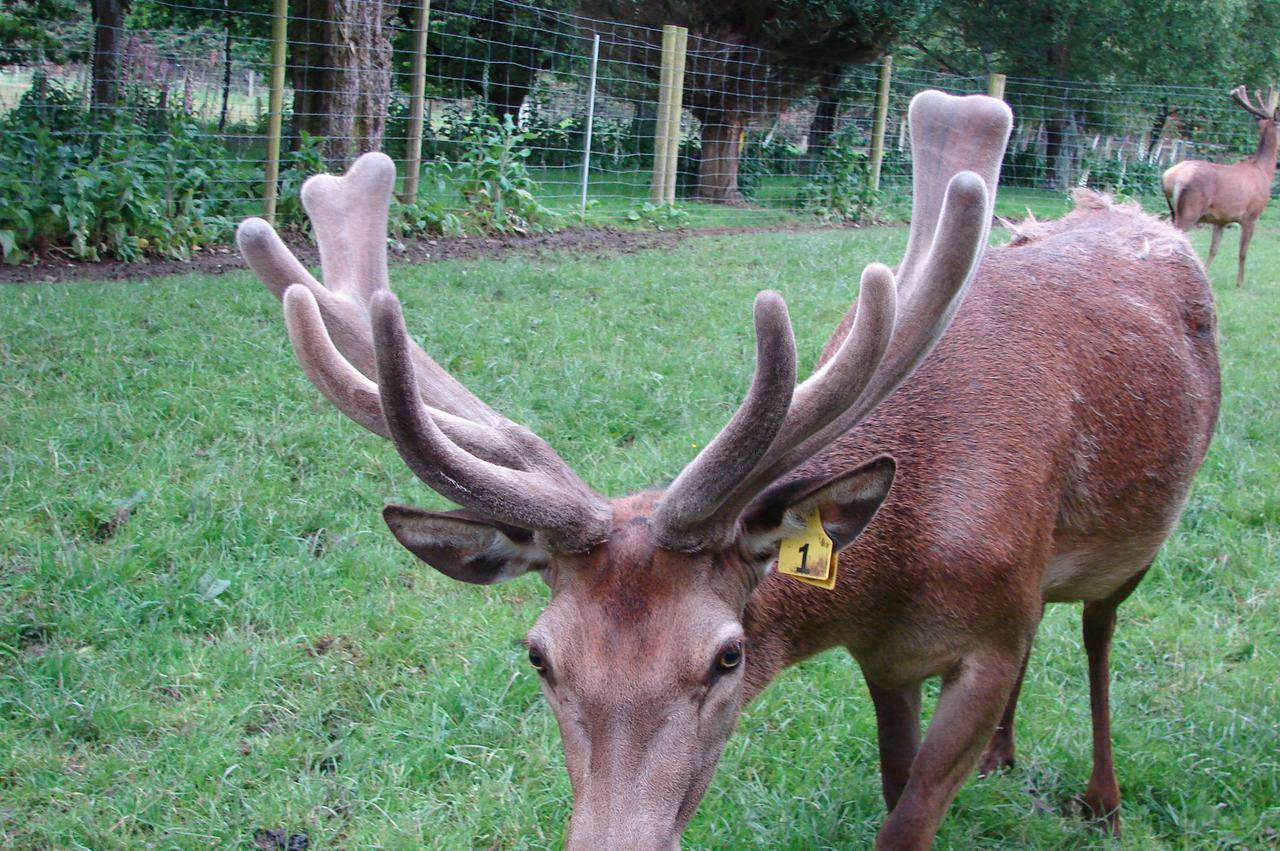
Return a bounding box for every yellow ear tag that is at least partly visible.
[776,510,838,590]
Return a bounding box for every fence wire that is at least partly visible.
[0,0,1271,261]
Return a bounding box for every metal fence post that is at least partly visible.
[869,55,892,192]
[579,33,601,217]
[401,0,432,204]
[650,26,678,203]
[987,72,1006,101]
[262,0,288,223]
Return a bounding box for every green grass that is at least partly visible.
[1,208,1277,849]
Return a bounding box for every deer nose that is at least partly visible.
[564,790,682,851]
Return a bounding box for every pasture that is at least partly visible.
[1,199,1277,848]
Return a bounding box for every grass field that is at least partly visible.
[531,166,1085,228]
[1,198,1277,849]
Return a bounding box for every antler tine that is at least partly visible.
[651,292,797,542]
[371,292,614,552]
[1231,85,1270,120]
[279,284,535,468]
[654,91,1011,552]
[241,154,613,548]
[237,153,501,427]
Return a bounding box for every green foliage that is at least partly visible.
[797,129,882,223]
[271,133,329,230]
[1080,153,1162,201]
[0,76,255,263]
[735,134,804,200]
[453,114,556,234]
[0,0,84,64]
[389,164,464,240]
[624,202,690,230]
[1001,145,1050,189]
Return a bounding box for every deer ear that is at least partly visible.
[383,504,550,585]
[737,455,896,572]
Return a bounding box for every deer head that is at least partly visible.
[237,90,1011,847]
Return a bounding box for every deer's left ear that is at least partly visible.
[383,504,550,585]
[737,455,896,572]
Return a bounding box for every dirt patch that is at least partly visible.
[253,828,309,851]
[303,634,361,662]
[0,223,852,285]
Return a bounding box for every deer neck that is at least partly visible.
[1252,121,1278,177]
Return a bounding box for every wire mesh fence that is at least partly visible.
[0,0,1273,262]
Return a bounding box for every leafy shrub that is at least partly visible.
[0,79,472,263]
[1080,153,1161,200]
[389,162,463,240]
[273,132,330,229]
[1002,146,1049,188]
[797,128,881,223]
[453,114,555,234]
[0,75,257,263]
[624,202,689,230]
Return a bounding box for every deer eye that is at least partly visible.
[527,646,548,675]
[716,641,744,671]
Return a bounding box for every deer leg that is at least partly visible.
[1236,220,1254,287]
[977,639,1032,775]
[1205,224,1224,268]
[865,678,923,812]
[874,647,1024,850]
[1078,565,1150,836]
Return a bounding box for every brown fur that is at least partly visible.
[515,193,1218,849]
[737,191,1218,844]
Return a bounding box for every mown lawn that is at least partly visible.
[1,200,1277,849]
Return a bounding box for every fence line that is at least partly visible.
[0,0,1272,262]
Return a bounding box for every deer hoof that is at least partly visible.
[977,746,1015,776]
[1074,790,1122,837]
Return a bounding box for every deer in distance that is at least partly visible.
[1162,84,1279,287]
[236,91,1220,849]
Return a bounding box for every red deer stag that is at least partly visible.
[1162,84,1278,286]
[236,91,1219,849]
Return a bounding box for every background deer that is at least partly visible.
[1162,84,1278,286]
[236,91,1219,849]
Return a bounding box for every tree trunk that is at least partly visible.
[1145,101,1170,158]
[695,114,746,203]
[487,67,530,124]
[91,0,127,114]
[218,5,232,132]
[288,0,391,165]
[347,0,392,153]
[1045,112,1073,189]
[805,69,843,172]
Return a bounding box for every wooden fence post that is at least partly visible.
[263,0,288,223]
[987,72,1006,101]
[662,26,688,205]
[869,55,892,192]
[650,26,678,203]
[401,0,432,204]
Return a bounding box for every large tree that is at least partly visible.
[0,0,82,65]
[919,0,1258,185]
[582,0,931,202]
[91,0,131,113]
[289,0,394,164]
[394,0,577,123]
